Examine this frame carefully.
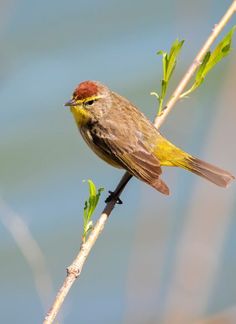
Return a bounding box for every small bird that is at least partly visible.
[65,80,234,195]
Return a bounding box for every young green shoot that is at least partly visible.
[151,39,184,115]
[180,26,236,98]
[82,180,104,243]
[152,26,235,113]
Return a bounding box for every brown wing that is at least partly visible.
[119,142,169,195]
[91,127,169,195]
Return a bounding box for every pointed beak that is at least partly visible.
[64,99,77,107]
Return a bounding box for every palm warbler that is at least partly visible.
[65,81,234,195]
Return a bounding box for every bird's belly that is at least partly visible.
[80,128,122,168]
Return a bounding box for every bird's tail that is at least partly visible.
[179,155,235,187]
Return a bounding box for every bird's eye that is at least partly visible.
[84,100,95,107]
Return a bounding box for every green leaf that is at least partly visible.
[82,179,104,242]
[203,26,235,76]
[181,26,235,98]
[195,51,211,86]
[180,52,211,97]
[155,39,184,114]
[166,39,184,82]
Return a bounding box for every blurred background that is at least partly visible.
[0,0,236,323]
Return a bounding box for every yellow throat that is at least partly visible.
[70,106,90,127]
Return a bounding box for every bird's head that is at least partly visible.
[65,81,111,126]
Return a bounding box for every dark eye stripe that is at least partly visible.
[84,100,95,106]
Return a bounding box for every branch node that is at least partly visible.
[67,266,80,278]
[194,58,202,66]
[212,23,218,32]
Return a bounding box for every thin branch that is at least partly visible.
[44,172,131,323]
[44,2,236,323]
[154,0,236,129]
[43,211,110,323]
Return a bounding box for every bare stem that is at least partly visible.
[44,2,236,323]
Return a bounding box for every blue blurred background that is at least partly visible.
[0,0,236,323]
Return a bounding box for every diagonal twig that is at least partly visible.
[44,2,236,323]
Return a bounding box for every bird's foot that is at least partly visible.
[105,191,123,204]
